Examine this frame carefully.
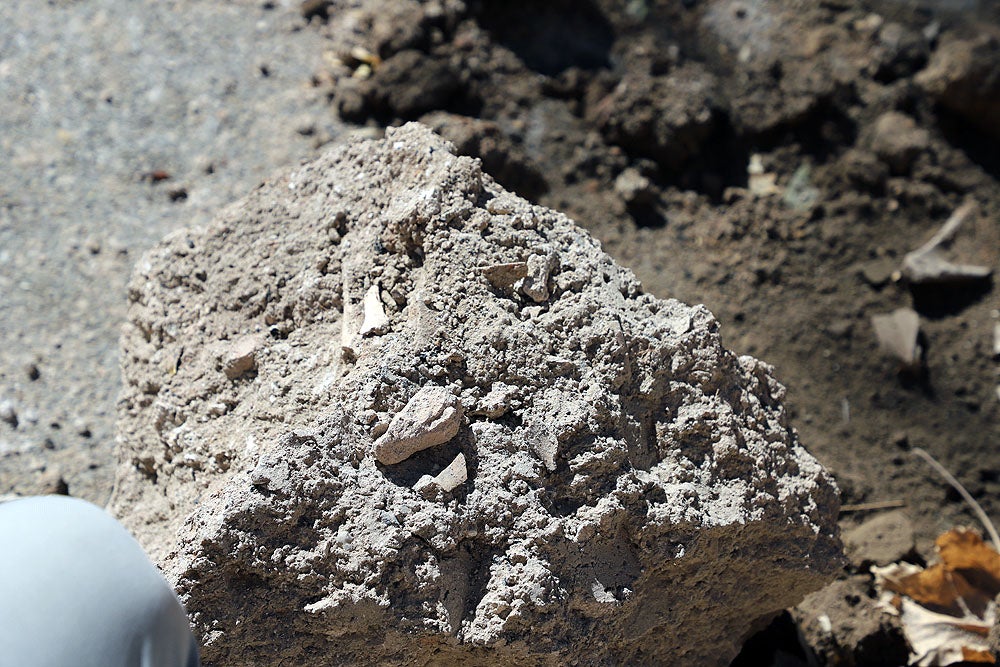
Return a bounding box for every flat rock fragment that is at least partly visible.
[872,307,922,368]
[414,452,467,496]
[844,510,916,567]
[480,262,528,290]
[111,123,841,666]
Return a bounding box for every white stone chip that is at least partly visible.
[373,385,463,464]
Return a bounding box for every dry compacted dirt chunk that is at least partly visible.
[112,123,841,666]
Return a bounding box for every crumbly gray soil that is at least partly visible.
[111,124,841,666]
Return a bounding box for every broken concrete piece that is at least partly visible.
[872,307,922,368]
[359,284,389,336]
[220,335,261,380]
[111,123,841,666]
[373,385,462,465]
[901,203,992,285]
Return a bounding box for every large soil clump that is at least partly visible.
[111,124,840,665]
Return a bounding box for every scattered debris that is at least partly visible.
[372,385,463,465]
[872,307,922,369]
[748,154,780,196]
[901,203,992,285]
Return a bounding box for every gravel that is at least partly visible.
[0,0,343,502]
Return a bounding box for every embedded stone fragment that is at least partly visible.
[520,251,558,303]
[220,335,261,380]
[372,385,462,465]
[359,284,389,336]
[414,452,468,496]
[480,262,528,290]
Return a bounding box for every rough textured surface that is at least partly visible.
[112,124,840,665]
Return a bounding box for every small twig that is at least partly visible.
[839,499,907,513]
[912,201,975,257]
[913,447,1000,552]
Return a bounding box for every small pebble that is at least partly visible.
[74,419,92,438]
[24,362,40,381]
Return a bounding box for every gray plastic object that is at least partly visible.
[0,495,200,667]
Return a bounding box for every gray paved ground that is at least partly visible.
[0,0,343,502]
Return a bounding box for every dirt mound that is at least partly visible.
[111,124,840,665]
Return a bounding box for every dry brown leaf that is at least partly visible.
[873,528,1000,666]
[938,529,1000,599]
[964,647,996,663]
[881,561,983,615]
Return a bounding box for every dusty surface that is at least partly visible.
[112,123,840,666]
[2,0,999,663]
